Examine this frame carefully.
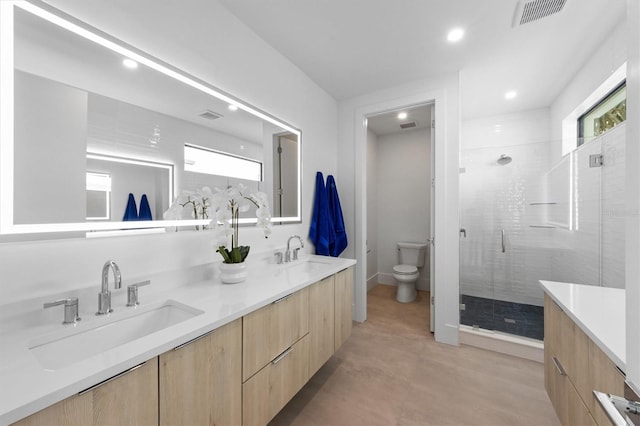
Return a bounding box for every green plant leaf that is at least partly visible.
[223,245,251,263]
[239,245,250,262]
[216,246,232,263]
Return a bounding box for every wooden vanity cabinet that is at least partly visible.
[589,339,626,425]
[242,266,354,426]
[242,286,310,382]
[13,358,158,426]
[243,334,310,426]
[13,265,355,426]
[335,267,353,350]
[159,318,242,426]
[308,275,335,376]
[544,294,624,426]
[242,286,311,425]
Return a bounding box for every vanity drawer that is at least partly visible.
[243,286,309,381]
[242,334,310,426]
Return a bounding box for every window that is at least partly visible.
[578,82,626,146]
[86,172,111,220]
[184,144,262,182]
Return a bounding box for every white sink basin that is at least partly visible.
[281,258,333,275]
[28,300,203,370]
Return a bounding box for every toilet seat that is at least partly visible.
[393,264,418,275]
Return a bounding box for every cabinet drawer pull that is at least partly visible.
[273,294,292,304]
[271,347,294,365]
[173,328,217,351]
[79,361,146,395]
[552,356,567,376]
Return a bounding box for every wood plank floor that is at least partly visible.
[270,284,560,426]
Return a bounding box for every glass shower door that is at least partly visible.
[459,141,553,340]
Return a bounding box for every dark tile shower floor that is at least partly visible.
[460,294,544,340]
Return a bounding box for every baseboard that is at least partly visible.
[459,325,544,363]
[367,274,379,291]
[377,273,395,286]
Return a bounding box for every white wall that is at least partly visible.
[375,127,431,291]
[14,71,87,224]
[550,23,627,161]
[0,0,337,306]
[366,128,378,290]
[625,0,640,395]
[546,125,626,289]
[338,72,460,345]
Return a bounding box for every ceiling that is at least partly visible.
[367,104,433,137]
[45,0,626,121]
[218,0,626,119]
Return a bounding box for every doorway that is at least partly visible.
[365,103,434,331]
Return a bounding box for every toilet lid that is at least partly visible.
[393,264,418,275]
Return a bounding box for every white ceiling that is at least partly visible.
[218,0,626,119]
[367,104,433,137]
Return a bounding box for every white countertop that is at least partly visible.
[0,255,356,425]
[539,280,625,371]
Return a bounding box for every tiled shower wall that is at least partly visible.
[460,118,626,314]
[547,123,626,289]
[460,140,554,307]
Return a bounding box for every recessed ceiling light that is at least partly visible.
[505,90,517,100]
[447,27,465,43]
[228,104,238,111]
[397,112,408,120]
[122,58,138,69]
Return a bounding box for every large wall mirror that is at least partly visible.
[0,1,301,239]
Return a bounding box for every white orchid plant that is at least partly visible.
[165,184,271,263]
[210,184,272,263]
[163,187,214,230]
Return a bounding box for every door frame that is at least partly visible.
[354,88,459,345]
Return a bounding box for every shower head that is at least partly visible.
[497,154,512,165]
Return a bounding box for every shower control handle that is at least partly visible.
[501,229,506,253]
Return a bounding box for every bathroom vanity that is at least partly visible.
[540,280,626,426]
[0,256,355,425]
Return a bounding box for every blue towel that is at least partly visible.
[123,193,138,221]
[326,175,347,257]
[309,172,334,256]
[138,194,153,221]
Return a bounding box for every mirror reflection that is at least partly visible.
[3,2,301,238]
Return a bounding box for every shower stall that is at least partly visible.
[459,122,626,342]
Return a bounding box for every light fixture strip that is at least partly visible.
[7,219,211,235]
[86,153,175,204]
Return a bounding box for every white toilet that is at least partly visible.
[392,242,427,303]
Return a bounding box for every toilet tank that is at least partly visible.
[397,242,427,267]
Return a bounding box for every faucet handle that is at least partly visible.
[44,297,81,325]
[293,248,301,261]
[127,280,151,307]
[274,252,283,265]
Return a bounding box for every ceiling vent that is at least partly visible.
[199,109,223,120]
[400,121,417,129]
[513,0,567,26]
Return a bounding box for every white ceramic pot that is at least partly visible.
[219,262,248,284]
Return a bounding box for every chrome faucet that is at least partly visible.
[285,235,304,262]
[96,260,122,315]
[44,297,81,325]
